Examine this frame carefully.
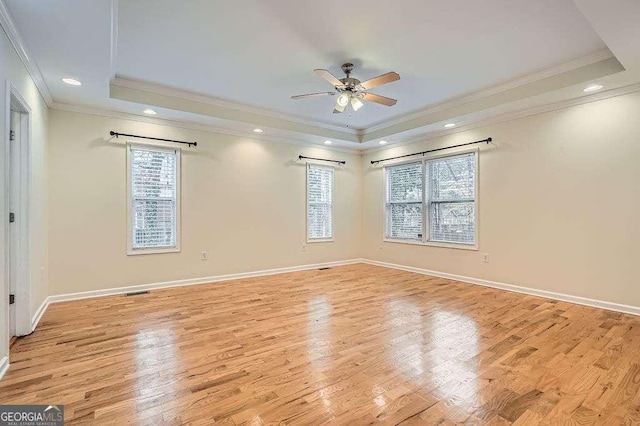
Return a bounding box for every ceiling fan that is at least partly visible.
[291,63,400,114]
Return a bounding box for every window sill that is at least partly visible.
[383,239,478,251]
[307,238,334,244]
[127,246,181,256]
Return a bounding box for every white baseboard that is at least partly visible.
[0,356,9,380]
[31,298,49,332]
[362,259,640,316]
[32,257,639,340]
[47,258,364,304]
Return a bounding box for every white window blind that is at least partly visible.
[307,164,333,241]
[427,153,476,245]
[385,152,477,246]
[128,145,180,252]
[386,162,423,240]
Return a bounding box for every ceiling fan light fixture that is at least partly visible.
[336,93,350,107]
[351,96,364,111]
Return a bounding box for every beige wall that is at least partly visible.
[48,109,362,295]
[362,91,640,308]
[45,90,640,310]
[0,26,49,360]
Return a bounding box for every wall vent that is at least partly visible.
[125,291,149,296]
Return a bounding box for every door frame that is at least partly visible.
[4,81,31,339]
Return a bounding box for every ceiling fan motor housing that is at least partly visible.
[341,62,355,76]
[339,63,360,91]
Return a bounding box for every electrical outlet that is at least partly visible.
[201,251,208,261]
[302,244,307,252]
[482,253,490,263]
[379,242,384,250]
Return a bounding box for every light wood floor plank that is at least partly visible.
[1,264,639,424]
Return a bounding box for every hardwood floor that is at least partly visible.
[1,264,640,425]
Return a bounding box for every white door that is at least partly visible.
[8,110,21,338]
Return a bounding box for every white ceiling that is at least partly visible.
[115,0,605,129]
[2,0,639,149]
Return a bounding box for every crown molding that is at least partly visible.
[50,101,362,154]
[0,0,53,105]
[111,76,359,136]
[363,49,616,136]
[363,82,640,155]
[109,0,118,79]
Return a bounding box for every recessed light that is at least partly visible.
[324,140,332,145]
[253,128,264,133]
[143,109,157,115]
[443,123,456,128]
[62,77,82,86]
[583,84,603,93]
[379,140,388,145]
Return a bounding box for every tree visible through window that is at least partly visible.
[385,152,476,246]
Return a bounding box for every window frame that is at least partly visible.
[306,162,334,243]
[126,143,182,255]
[383,148,479,251]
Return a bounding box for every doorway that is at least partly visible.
[5,83,31,342]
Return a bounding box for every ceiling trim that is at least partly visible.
[109,0,118,79]
[50,101,362,155]
[363,49,615,135]
[364,81,640,155]
[362,55,624,142]
[0,0,53,105]
[111,76,360,137]
[111,49,620,145]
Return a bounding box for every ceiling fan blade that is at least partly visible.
[362,93,397,107]
[291,92,335,100]
[314,69,345,87]
[358,72,400,90]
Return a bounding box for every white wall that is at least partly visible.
[362,91,640,308]
[0,26,48,360]
[48,109,362,295]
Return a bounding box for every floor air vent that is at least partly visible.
[318,267,331,270]
[125,291,149,296]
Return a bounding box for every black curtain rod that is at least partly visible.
[299,155,346,165]
[110,131,197,147]
[371,137,492,164]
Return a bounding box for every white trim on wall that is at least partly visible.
[0,355,8,380]
[363,49,615,134]
[50,102,361,154]
[31,297,48,331]
[364,82,640,155]
[362,259,640,316]
[111,77,360,137]
[47,259,363,303]
[4,82,33,341]
[25,258,638,343]
[0,1,53,105]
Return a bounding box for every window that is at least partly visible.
[385,151,477,247]
[307,164,333,241]
[386,162,423,240]
[127,144,181,254]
